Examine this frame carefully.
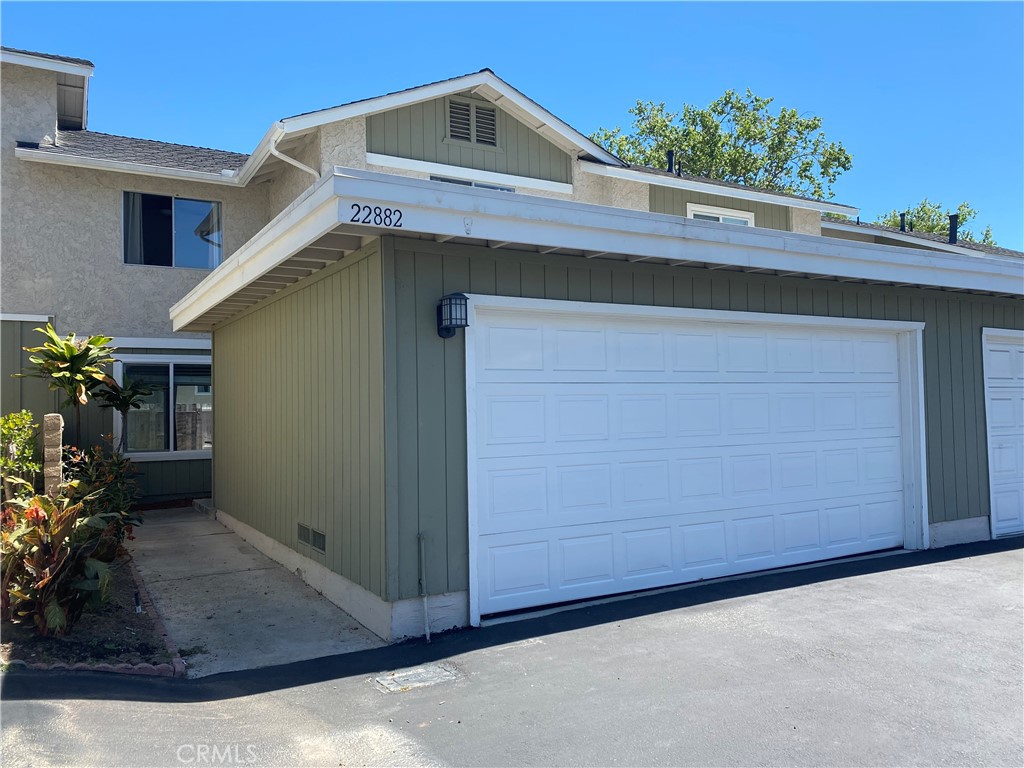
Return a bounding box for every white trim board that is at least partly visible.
[171,167,1022,330]
[686,202,756,226]
[0,313,51,323]
[112,337,211,350]
[1,49,94,77]
[366,152,573,195]
[463,295,929,625]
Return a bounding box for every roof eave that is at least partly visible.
[1,49,94,78]
[15,147,242,185]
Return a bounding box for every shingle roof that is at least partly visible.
[1,45,94,68]
[822,217,1023,259]
[25,130,249,174]
[621,162,854,208]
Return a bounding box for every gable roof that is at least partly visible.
[256,68,625,168]
[821,218,1023,259]
[0,45,94,75]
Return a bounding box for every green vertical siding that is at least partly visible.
[650,185,793,231]
[366,96,572,184]
[134,459,211,502]
[212,241,387,598]
[2,320,59,420]
[381,236,1024,600]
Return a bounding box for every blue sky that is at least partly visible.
[3,2,1022,249]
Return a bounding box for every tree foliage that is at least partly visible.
[875,199,996,245]
[591,89,853,200]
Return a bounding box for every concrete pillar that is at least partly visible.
[42,413,63,497]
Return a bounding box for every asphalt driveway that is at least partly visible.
[3,538,1022,767]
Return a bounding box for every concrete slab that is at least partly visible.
[128,508,383,677]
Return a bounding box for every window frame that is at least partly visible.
[442,96,505,154]
[429,175,515,193]
[112,353,212,462]
[121,191,225,270]
[685,202,756,227]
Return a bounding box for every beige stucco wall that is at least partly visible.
[267,131,322,220]
[790,207,822,236]
[1,63,271,338]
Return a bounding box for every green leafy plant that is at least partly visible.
[96,379,152,453]
[876,198,996,245]
[1,485,115,636]
[64,443,142,555]
[1,410,42,501]
[591,89,853,200]
[17,324,117,445]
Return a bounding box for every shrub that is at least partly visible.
[1,485,115,636]
[1,410,42,501]
[64,443,142,553]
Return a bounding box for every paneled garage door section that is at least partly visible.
[984,331,1024,538]
[471,308,906,617]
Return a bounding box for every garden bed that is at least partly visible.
[1,554,177,672]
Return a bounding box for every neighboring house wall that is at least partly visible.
[212,241,387,598]
[379,235,1024,599]
[366,96,572,184]
[1,319,58,418]
[2,63,56,145]
[650,185,793,232]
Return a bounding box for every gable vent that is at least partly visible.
[475,105,497,146]
[449,101,472,142]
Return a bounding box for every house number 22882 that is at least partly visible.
[350,203,403,228]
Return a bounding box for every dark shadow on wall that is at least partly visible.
[2,535,1021,705]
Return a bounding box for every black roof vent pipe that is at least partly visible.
[899,212,907,232]
[666,149,675,173]
[909,221,914,231]
[948,214,959,244]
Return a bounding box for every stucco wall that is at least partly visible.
[2,64,57,146]
[267,131,322,220]
[790,207,822,236]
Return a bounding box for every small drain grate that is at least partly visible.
[373,662,459,693]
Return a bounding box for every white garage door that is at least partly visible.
[983,329,1024,538]
[468,301,913,620]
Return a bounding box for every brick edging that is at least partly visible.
[2,556,188,679]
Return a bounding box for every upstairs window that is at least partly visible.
[686,202,755,227]
[430,175,514,193]
[446,97,500,149]
[123,192,223,269]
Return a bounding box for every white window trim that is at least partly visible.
[113,354,212,463]
[366,152,573,195]
[0,313,52,323]
[112,337,211,350]
[686,202,755,226]
[122,191,224,270]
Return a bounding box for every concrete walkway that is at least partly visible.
[128,507,382,677]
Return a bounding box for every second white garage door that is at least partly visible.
[467,299,920,621]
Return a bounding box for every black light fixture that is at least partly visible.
[437,293,469,338]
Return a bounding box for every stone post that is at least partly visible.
[42,413,64,497]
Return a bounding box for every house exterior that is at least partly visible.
[4,50,1022,640]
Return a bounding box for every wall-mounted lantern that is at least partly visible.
[437,293,469,339]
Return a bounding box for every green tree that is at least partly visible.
[591,89,853,200]
[875,199,996,245]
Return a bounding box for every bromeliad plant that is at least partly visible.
[17,324,118,445]
[1,483,115,636]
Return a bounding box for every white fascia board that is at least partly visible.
[170,174,341,330]
[15,147,242,186]
[112,337,210,349]
[1,50,94,77]
[580,162,858,216]
[175,167,1024,325]
[233,123,286,185]
[820,219,1012,259]
[329,168,1022,293]
[277,71,623,167]
[366,152,573,195]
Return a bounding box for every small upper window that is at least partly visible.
[686,203,754,227]
[446,98,499,149]
[123,192,223,269]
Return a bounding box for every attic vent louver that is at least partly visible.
[475,105,497,146]
[449,101,472,142]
